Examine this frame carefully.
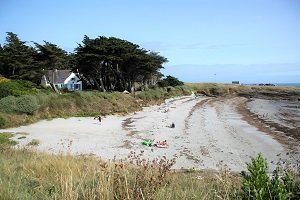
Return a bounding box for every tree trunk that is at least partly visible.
[92,77,101,90]
[99,76,106,92]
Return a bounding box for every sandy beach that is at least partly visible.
[1,95,299,172]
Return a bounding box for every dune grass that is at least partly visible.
[0,144,240,200]
[1,141,298,199]
[0,87,192,129]
[187,83,300,98]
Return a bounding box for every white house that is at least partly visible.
[41,69,82,91]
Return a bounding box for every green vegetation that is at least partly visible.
[0,32,168,92]
[1,81,299,129]
[240,153,300,199]
[16,95,40,114]
[0,95,40,115]
[0,79,50,99]
[0,138,298,200]
[0,116,5,128]
[0,133,17,146]
[75,36,167,92]
[0,86,191,128]
[157,75,184,87]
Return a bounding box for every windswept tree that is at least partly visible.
[75,35,107,91]
[0,33,168,89]
[75,35,168,92]
[34,41,73,70]
[157,75,184,87]
[0,32,39,83]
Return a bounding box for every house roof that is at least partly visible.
[42,70,73,84]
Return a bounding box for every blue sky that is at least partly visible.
[0,0,299,83]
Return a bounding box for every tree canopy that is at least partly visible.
[0,32,172,91]
[75,36,167,92]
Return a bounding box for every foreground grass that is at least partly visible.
[1,132,299,199]
[0,146,240,200]
[1,144,299,199]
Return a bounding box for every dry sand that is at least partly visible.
[1,95,299,172]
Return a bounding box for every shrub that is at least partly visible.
[0,76,9,83]
[240,153,270,199]
[0,96,16,113]
[0,80,46,99]
[15,95,40,115]
[270,168,289,199]
[0,116,5,128]
[240,153,298,199]
[0,133,17,145]
[158,75,184,87]
[0,84,11,99]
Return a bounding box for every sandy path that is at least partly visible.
[0,95,298,171]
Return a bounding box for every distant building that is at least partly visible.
[41,69,82,91]
[232,81,240,84]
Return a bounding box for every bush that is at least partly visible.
[240,153,299,199]
[0,80,45,99]
[0,116,5,128]
[0,133,17,145]
[15,95,40,115]
[158,75,184,87]
[240,153,271,199]
[0,96,17,113]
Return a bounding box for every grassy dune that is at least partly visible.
[0,86,191,128]
[1,83,298,128]
[187,83,300,99]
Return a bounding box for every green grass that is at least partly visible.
[0,132,17,146]
[0,87,192,128]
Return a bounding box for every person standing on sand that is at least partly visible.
[94,115,102,123]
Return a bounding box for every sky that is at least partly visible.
[0,0,300,84]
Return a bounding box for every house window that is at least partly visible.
[75,84,80,90]
[55,84,62,89]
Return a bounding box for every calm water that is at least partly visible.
[276,83,300,87]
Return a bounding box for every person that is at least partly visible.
[94,115,102,123]
[170,122,175,128]
[156,140,168,147]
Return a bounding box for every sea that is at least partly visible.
[243,83,300,87]
[275,83,300,87]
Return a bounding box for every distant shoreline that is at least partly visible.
[242,83,300,87]
[275,83,300,87]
